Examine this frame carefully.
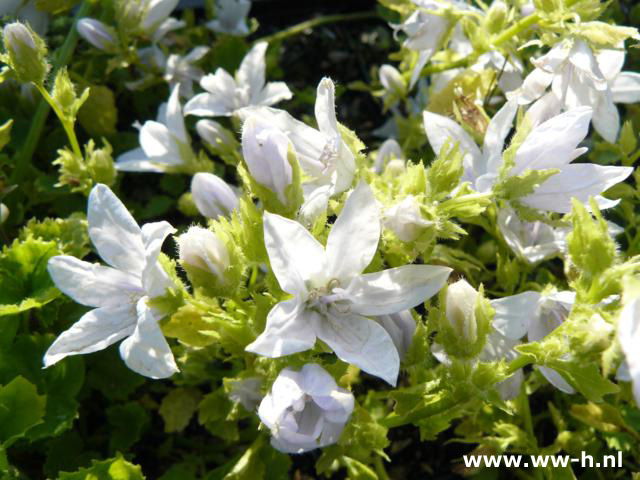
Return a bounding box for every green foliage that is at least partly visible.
[58,454,145,480]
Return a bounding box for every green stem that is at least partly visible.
[9,1,91,184]
[373,455,391,480]
[255,11,379,45]
[35,84,83,159]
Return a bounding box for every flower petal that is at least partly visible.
[315,78,340,137]
[48,255,143,308]
[512,107,592,176]
[521,164,633,213]
[593,91,620,143]
[139,120,179,159]
[618,297,640,404]
[347,265,452,316]
[610,72,640,104]
[115,148,168,173]
[87,184,145,274]
[316,313,400,386]
[482,99,517,172]
[490,291,541,340]
[263,212,326,295]
[255,82,293,106]
[43,304,137,367]
[325,182,380,283]
[537,366,576,394]
[237,41,267,99]
[119,299,179,379]
[165,83,188,143]
[141,221,176,298]
[245,299,318,357]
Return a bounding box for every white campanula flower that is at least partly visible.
[383,195,432,243]
[77,18,118,53]
[116,84,196,173]
[258,364,354,454]
[206,0,251,36]
[177,226,230,282]
[239,78,356,222]
[245,182,452,385]
[510,39,640,142]
[44,184,178,379]
[424,103,633,213]
[374,138,405,174]
[617,289,640,405]
[141,0,184,42]
[491,290,577,393]
[164,46,210,98]
[191,172,239,219]
[373,310,416,360]
[184,42,292,117]
[241,115,293,205]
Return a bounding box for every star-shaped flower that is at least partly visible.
[246,182,452,385]
[44,184,178,379]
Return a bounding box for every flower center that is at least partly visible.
[306,279,352,316]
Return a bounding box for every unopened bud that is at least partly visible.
[241,115,293,205]
[446,279,479,344]
[485,1,508,34]
[191,172,238,219]
[196,119,240,163]
[2,22,49,84]
[383,195,432,243]
[85,139,116,187]
[177,226,230,286]
[374,138,404,174]
[0,203,8,224]
[77,18,118,53]
[379,64,406,96]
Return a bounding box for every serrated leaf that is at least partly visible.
[0,376,46,446]
[58,453,146,479]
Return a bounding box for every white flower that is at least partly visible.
[510,39,640,142]
[245,182,452,385]
[164,46,210,98]
[116,84,196,173]
[184,42,292,117]
[379,64,406,106]
[228,377,262,411]
[383,195,432,242]
[238,78,356,222]
[141,0,184,42]
[191,172,239,219]
[491,290,576,393]
[206,0,251,36]
[424,104,633,213]
[374,138,404,174]
[77,18,118,53]
[43,184,178,379]
[177,226,230,282]
[241,115,293,205]
[258,364,354,454]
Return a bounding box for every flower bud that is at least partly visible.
[77,18,118,53]
[85,139,116,188]
[2,22,49,84]
[438,279,493,359]
[383,195,432,243]
[241,115,293,205]
[0,203,8,224]
[196,119,240,163]
[379,64,406,97]
[191,172,238,219]
[258,364,354,454]
[484,1,508,34]
[177,226,230,288]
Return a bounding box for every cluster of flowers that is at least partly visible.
[3,0,640,457]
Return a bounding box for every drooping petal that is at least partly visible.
[592,91,620,143]
[521,164,633,213]
[119,298,179,379]
[347,265,452,316]
[490,291,541,340]
[245,299,318,357]
[596,48,625,81]
[87,184,146,274]
[511,107,592,176]
[237,41,267,99]
[43,303,137,367]
[263,212,326,295]
[315,78,340,137]
[48,255,143,308]
[141,221,176,298]
[316,313,400,386]
[610,72,640,104]
[325,182,380,282]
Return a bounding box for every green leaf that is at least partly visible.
[0,237,60,316]
[58,453,146,479]
[159,388,202,433]
[107,402,150,453]
[0,376,46,446]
